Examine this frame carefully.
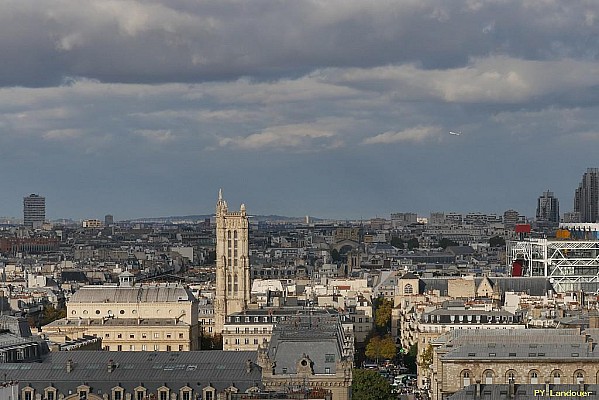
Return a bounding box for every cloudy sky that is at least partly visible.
[1,0,599,220]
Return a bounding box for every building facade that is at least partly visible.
[214,190,251,335]
[42,282,200,351]
[23,194,45,228]
[574,168,599,223]
[536,190,560,224]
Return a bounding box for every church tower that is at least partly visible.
[214,189,251,335]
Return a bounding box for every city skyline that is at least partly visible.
[1,1,599,220]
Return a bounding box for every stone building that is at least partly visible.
[257,313,353,400]
[214,190,251,335]
[428,328,599,400]
[42,280,200,351]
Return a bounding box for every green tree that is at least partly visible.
[41,305,66,326]
[438,238,458,249]
[352,369,394,400]
[390,236,404,249]
[489,235,506,247]
[407,237,419,250]
[374,298,393,332]
[331,248,341,262]
[418,343,434,370]
[404,344,418,373]
[365,335,397,363]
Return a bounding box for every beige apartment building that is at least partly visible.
[42,280,200,351]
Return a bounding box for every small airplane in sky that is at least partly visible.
[449,131,462,136]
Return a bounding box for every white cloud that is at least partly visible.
[362,126,442,144]
[133,129,174,143]
[219,122,342,151]
[43,129,82,140]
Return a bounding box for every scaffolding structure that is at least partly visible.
[506,238,599,293]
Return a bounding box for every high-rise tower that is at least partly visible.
[214,189,250,335]
[23,194,45,228]
[536,190,560,224]
[574,168,599,223]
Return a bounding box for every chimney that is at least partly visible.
[66,359,74,373]
[245,359,253,373]
[107,359,116,373]
[508,378,515,399]
[588,337,594,352]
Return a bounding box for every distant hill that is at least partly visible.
[124,214,324,223]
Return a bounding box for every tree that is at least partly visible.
[41,305,66,326]
[331,248,341,262]
[365,335,397,363]
[352,369,394,400]
[418,343,434,370]
[374,298,393,333]
[489,235,506,247]
[438,238,458,249]
[407,237,419,250]
[390,236,404,249]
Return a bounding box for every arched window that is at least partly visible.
[551,370,561,384]
[227,274,232,293]
[529,370,539,384]
[575,370,584,384]
[506,370,517,383]
[484,370,494,384]
[234,274,239,292]
[404,283,413,295]
[461,370,471,387]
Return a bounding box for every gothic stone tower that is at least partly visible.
[214,189,250,335]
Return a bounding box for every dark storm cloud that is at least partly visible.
[1,0,598,86]
[1,1,599,219]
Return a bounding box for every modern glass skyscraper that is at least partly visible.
[536,190,560,224]
[574,168,599,223]
[23,194,45,228]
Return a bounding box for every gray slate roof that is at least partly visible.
[69,284,195,303]
[0,350,262,394]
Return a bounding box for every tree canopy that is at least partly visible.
[374,298,393,333]
[489,235,506,247]
[365,335,397,362]
[352,369,394,400]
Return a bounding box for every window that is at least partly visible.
[325,354,335,363]
[23,391,33,400]
[325,367,331,374]
[117,333,122,339]
[166,333,172,339]
[130,345,135,351]
[154,345,159,351]
[114,390,123,400]
[105,333,110,338]
[182,391,191,400]
[105,346,110,351]
[179,333,184,339]
[485,371,493,384]
[179,345,184,351]
[575,371,584,384]
[553,371,561,384]
[159,391,168,400]
[142,345,147,351]
[282,368,288,374]
[529,371,538,384]
[117,345,122,351]
[166,345,172,351]
[462,370,470,387]
[154,332,160,338]
[136,391,145,400]
[130,334,135,339]
[142,333,147,339]
[404,283,413,294]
